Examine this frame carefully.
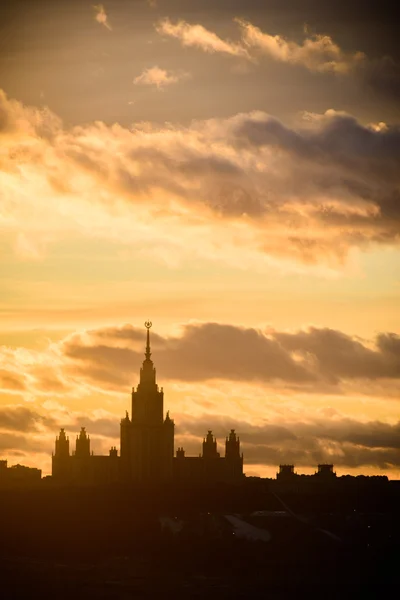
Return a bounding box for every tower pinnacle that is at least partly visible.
[138,321,156,386]
[144,320,152,360]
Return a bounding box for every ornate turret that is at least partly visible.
[202,430,220,459]
[176,447,185,459]
[225,429,241,458]
[52,428,71,481]
[75,427,90,458]
[54,428,69,458]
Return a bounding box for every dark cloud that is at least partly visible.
[156,3,400,101]
[360,56,400,102]
[0,370,26,391]
[242,440,400,470]
[0,405,56,433]
[72,416,119,439]
[274,327,400,382]
[2,86,400,264]
[176,413,400,451]
[0,431,49,454]
[175,414,297,445]
[175,413,400,469]
[30,366,68,393]
[66,110,400,255]
[64,323,312,387]
[63,323,400,388]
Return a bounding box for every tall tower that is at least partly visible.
[202,431,219,459]
[131,321,163,424]
[121,322,174,484]
[75,427,90,457]
[202,430,221,482]
[225,429,244,483]
[52,428,71,481]
[72,426,91,483]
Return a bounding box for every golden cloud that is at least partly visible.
[236,19,366,73]
[156,18,251,60]
[1,90,399,273]
[133,66,189,89]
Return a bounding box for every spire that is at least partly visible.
[138,321,157,386]
[144,320,152,361]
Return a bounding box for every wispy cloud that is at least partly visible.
[236,18,366,74]
[93,4,112,31]
[156,17,366,75]
[133,66,189,89]
[156,18,251,60]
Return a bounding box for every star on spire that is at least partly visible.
[144,320,152,360]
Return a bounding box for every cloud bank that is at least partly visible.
[155,17,400,99]
[63,323,400,389]
[237,19,365,73]
[175,413,400,470]
[1,321,399,473]
[1,90,399,271]
[2,403,400,472]
[156,17,366,74]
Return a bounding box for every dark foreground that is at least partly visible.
[1,480,399,599]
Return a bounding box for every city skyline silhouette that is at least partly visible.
[1,2,399,597]
[1,322,396,486]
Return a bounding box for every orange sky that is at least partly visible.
[0,1,399,477]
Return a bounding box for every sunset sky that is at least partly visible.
[0,0,399,478]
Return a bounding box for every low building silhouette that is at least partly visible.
[0,459,41,487]
[316,464,336,479]
[52,322,244,485]
[52,427,119,485]
[174,429,243,484]
[277,464,296,480]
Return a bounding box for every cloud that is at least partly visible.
[0,432,49,454]
[155,16,400,98]
[0,370,26,392]
[2,321,398,404]
[274,328,400,383]
[62,323,400,389]
[175,413,400,469]
[0,405,56,432]
[1,322,400,474]
[155,17,367,75]
[77,415,119,438]
[236,19,366,73]
[93,4,112,31]
[362,55,400,101]
[156,18,251,60]
[133,66,189,89]
[1,90,400,270]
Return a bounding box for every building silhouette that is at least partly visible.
[276,464,296,480]
[276,463,337,481]
[0,460,41,487]
[52,322,244,485]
